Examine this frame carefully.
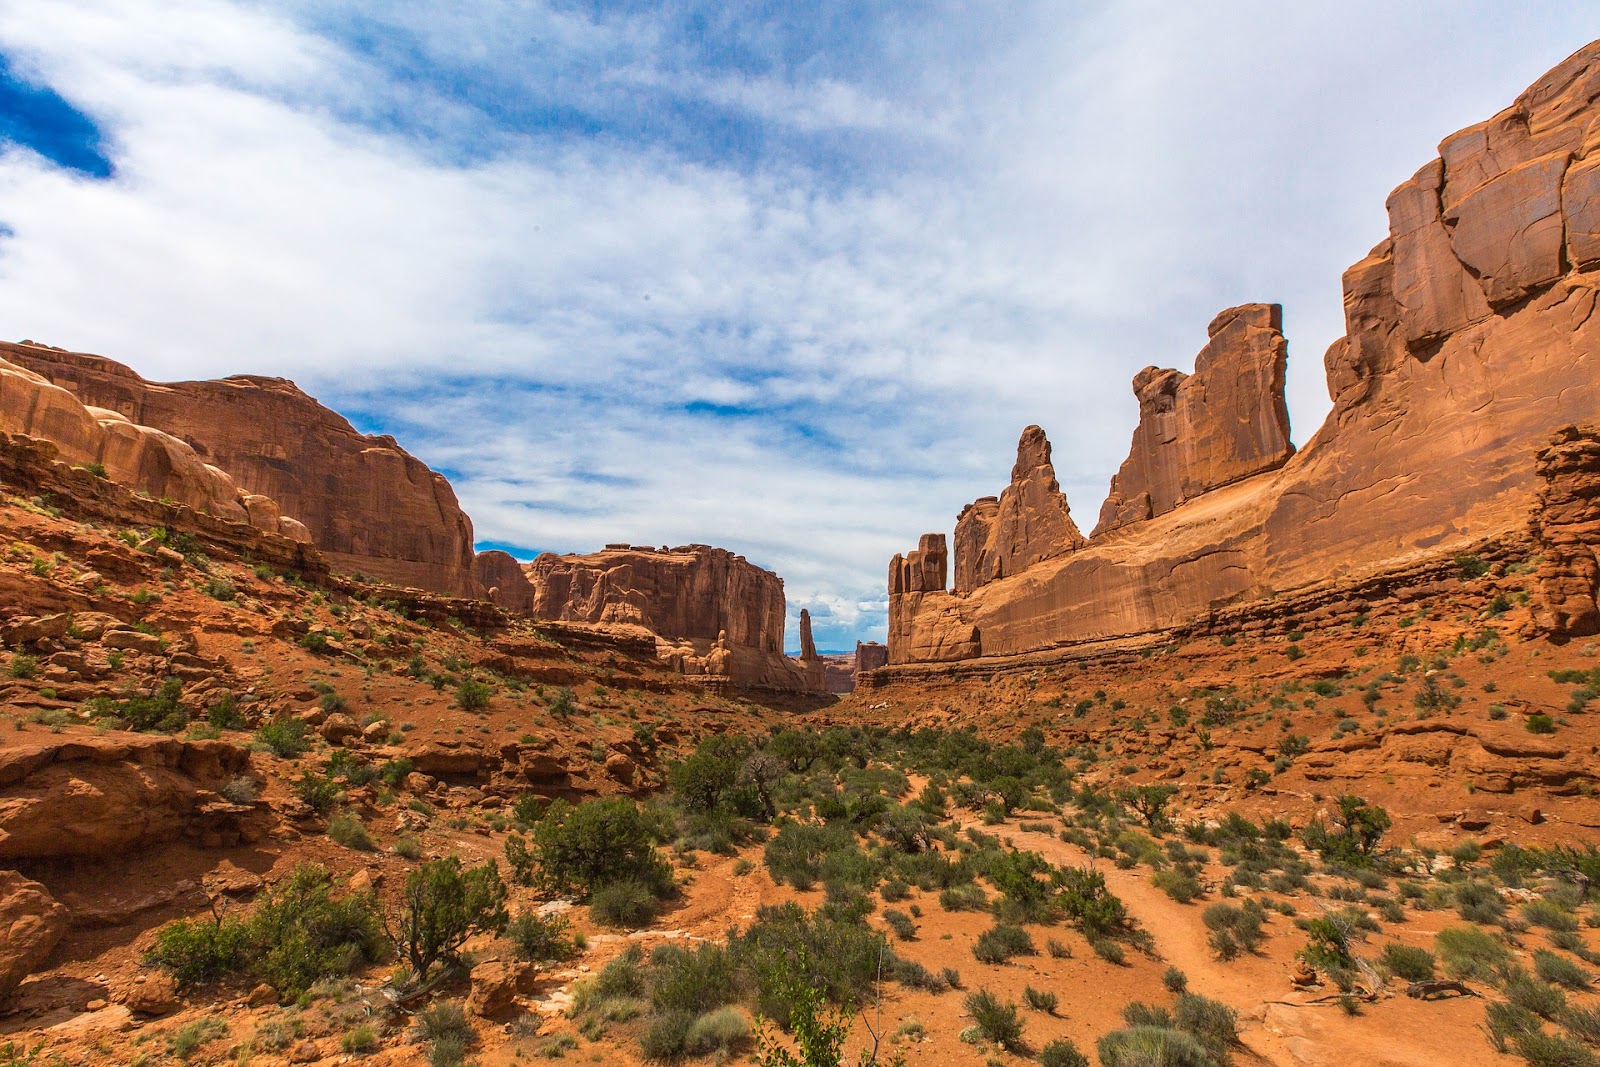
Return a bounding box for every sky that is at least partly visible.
[0,3,1593,652]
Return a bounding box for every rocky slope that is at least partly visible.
[882,40,1600,674]
[3,343,482,599]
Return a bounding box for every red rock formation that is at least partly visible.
[0,354,308,543]
[954,426,1086,593]
[0,870,67,999]
[888,534,980,664]
[1094,304,1293,535]
[1532,426,1600,638]
[524,544,822,690]
[2,344,481,598]
[475,550,536,613]
[855,640,889,674]
[886,40,1600,671]
[797,608,826,692]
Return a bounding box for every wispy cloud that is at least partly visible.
[0,1,1592,651]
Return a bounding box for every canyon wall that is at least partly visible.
[525,544,821,691]
[2,344,482,599]
[884,40,1600,672]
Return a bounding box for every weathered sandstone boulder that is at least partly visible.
[1094,303,1293,535]
[0,734,257,860]
[954,425,1086,593]
[2,344,480,598]
[0,870,68,998]
[1532,425,1600,638]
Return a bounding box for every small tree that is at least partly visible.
[392,858,508,984]
[1116,784,1179,830]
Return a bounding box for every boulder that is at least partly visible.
[0,870,69,998]
[319,713,362,745]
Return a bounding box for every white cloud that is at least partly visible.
[0,1,1592,652]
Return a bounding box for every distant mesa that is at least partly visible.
[876,40,1600,678]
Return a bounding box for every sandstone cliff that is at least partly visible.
[0,352,309,544]
[884,41,1600,671]
[525,544,821,691]
[2,344,481,599]
[1095,304,1293,535]
[796,608,827,692]
[1533,425,1600,639]
[954,425,1086,593]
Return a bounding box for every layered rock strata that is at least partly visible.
[884,41,1600,671]
[3,343,481,598]
[475,550,537,613]
[525,544,821,690]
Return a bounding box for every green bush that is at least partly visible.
[8,654,36,679]
[648,942,738,1017]
[1023,985,1058,1013]
[525,798,671,899]
[1506,971,1568,1020]
[733,902,886,1027]
[1097,1026,1215,1067]
[1511,1029,1599,1067]
[414,1001,472,1067]
[1153,867,1204,904]
[882,909,916,941]
[1535,949,1592,990]
[1380,942,1436,983]
[454,678,492,711]
[1202,901,1265,959]
[257,718,310,758]
[683,1007,749,1056]
[327,812,374,851]
[973,923,1034,964]
[590,879,663,929]
[150,863,385,998]
[507,911,576,963]
[964,989,1024,1052]
[1039,1037,1091,1067]
[1173,993,1238,1063]
[1436,925,1510,982]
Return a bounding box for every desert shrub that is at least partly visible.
[1164,966,1189,993]
[118,677,189,732]
[1300,795,1391,866]
[1174,993,1238,1063]
[939,883,989,911]
[965,989,1024,1051]
[1454,880,1507,924]
[1097,1025,1215,1067]
[8,654,36,679]
[340,1024,378,1054]
[647,942,739,1019]
[1093,938,1127,965]
[1506,971,1568,1020]
[1436,925,1510,981]
[1203,901,1265,959]
[1535,950,1593,990]
[882,909,915,941]
[148,917,248,985]
[1056,865,1128,940]
[219,774,258,805]
[764,820,858,891]
[683,1006,749,1056]
[1153,866,1204,904]
[1039,1037,1091,1067]
[1561,1005,1600,1046]
[394,857,508,983]
[1526,899,1582,932]
[327,812,374,851]
[590,879,662,929]
[526,797,672,898]
[507,911,576,963]
[1380,942,1436,983]
[973,923,1034,964]
[1486,1001,1542,1051]
[168,1017,228,1061]
[1024,985,1058,1013]
[1512,1029,1599,1067]
[454,678,492,711]
[733,902,886,1027]
[413,1002,472,1067]
[294,770,341,815]
[256,717,310,758]
[670,734,754,815]
[207,692,245,729]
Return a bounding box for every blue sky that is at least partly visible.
[0,2,1594,651]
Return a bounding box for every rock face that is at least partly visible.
[526,545,784,652]
[0,870,68,998]
[954,426,1086,593]
[1094,304,1293,535]
[854,641,889,674]
[526,544,822,690]
[475,550,536,613]
[2,344,481,598]
[883,41,1600,671]
[1533,426,1600,638]
[0,734,258,861]
[0,353,308,543]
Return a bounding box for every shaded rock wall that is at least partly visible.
[475,550,536,613]
[884,40,1600,670]
[2,344,481,599]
